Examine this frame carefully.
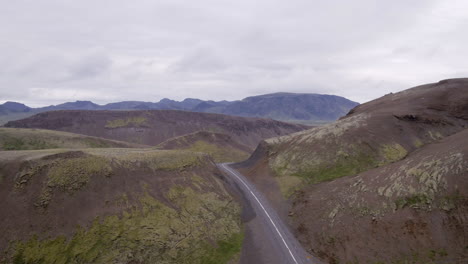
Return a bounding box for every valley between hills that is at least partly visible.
[0,79,467,264]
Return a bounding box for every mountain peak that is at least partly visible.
[1,101,31,112]
[159,98,175,103]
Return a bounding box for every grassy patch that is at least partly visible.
[2,136,26,150]
[0,136,57,150]
[292,151,377,184]
[105,116,147,128]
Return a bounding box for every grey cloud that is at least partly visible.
[170,48,228,73]
[67,53,112,80]
[0,0,466,106]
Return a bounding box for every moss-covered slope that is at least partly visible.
[156,131,251,163]
[292,128,468,264]
[0,148,242,264]
[0,127,143,150]
[254,78,468,196]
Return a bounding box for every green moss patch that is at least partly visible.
[47,155,112,192]
[105,116,147,128]
[115,150,203,171]
[81,138,112,148]
[395,193,431,210]
[198,232,244,264]
[291,151,377,185]
[414,138,424,148]
[395,193,464,212]
[276,175,304,198]
[182,140,249,163]
[380,143,408,164]
[269,142,411,198]
[0,128,135,150]
[29,153,112,208]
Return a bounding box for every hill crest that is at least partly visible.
[5,109,308,149]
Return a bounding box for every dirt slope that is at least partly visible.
[156,131,251,163]
[0,148,243,264]
[236,78,468,263]
[0,127,143,150]
[5,110,307,149]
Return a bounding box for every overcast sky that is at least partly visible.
[0,0,467,107]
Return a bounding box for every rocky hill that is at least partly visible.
[235,78,468,263]
[292,128,468,263]
[0,92,358,125]
[0,148,243,263]
[5,110,307,149]
[156,131,251,163]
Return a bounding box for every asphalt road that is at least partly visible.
[218,163,323,264]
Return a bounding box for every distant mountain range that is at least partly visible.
[0,92,358,125]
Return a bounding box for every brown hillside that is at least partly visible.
[5,110,307,149]
[156,131,251,163]
[292,128,468,263]
[235,78,468,263]
[0,148,243,263]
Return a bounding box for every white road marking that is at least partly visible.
[220,164,301,264]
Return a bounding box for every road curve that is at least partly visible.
[218,163,323,264]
